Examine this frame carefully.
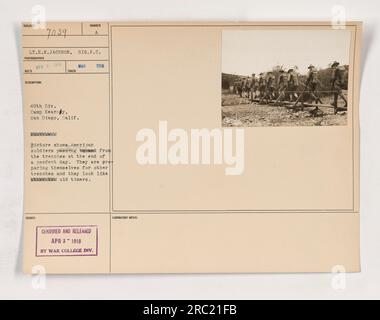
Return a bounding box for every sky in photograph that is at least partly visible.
[222,29,351,75]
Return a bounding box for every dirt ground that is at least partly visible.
[222,93,347,127]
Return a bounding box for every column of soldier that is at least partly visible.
[233,61,347,115]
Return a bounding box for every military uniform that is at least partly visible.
[245,77,252,99]
[330,61,347,114]
[306,65,318,92]
[267,73,276,97]
[242,78,248,98]
[306,65,322,104]
[237,78,243,97]
[276,70,288,102]
[233,79,239,95]
[250,74,257,102]
[287,69,299,102]
[263,72,276,104]
[258,73,266,100]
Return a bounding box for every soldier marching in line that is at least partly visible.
[330,61,347,114]
[227,63,348,115]
[258,72,266,101]
[241,77,247,98]
[306,65,323,102]
[305,64,323,113]
[245,76,252,100]
[276,69,288,102]
[245,76,251,99]
[239,77,245,97]
[287,68,299,102]
[250,73,257,102]
[261,71,276,104]
[237,77,243,97]
[240,77,245,97]
[233,79,239,95]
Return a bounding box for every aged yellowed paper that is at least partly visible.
[23,22,361,273]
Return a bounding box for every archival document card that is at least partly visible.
[22,22,361,273]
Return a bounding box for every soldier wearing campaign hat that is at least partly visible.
[330,61,347,114]
[306,65,318,90]
[306,64,322,106]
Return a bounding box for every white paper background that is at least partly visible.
[0,0,379,299]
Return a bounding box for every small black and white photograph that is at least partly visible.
[222,29,351,127]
